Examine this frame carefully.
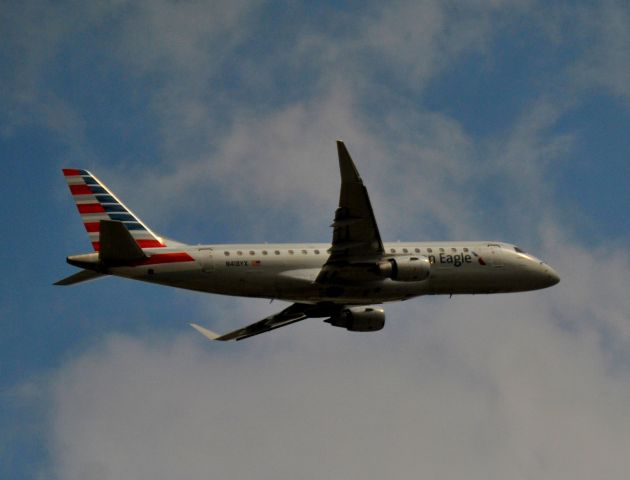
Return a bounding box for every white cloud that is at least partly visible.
[111,0,261,147]
[113,0,257,75]
[4,0,554,240]
[93,0,578,248]
[1,1,81,137]
[570,1,630,104]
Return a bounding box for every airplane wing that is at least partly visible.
[190,142,378,342]
[316,141,385,283]
[190,302,340,341]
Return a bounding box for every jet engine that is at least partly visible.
[378,256,430,282]
[325,306,385,332]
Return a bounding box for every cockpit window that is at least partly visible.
[514,246,526,254]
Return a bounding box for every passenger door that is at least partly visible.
[197,248,214,273]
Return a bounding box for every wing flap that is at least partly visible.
[215,313,308,341]
[330,217,363,228]
[190,303,341,342]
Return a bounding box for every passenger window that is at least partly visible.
[262,250,268,255]
[439,248,444,253]
[314,249,320,254]
[414,248,420,253]
[288,250,294,255]
[427,248,433,253]
[249,250,255,255]
[237,251,243,256]
[302,249,307,255]
[463,247,469,252]
[224,251,230,256]
[402,248,408,253]
[390,248,396,253]
[274,250,280,255]
[451,247,457,252]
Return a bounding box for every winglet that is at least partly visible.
[189,323,222,341]
[336,141,362,184]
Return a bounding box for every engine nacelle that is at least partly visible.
[378,255,430,282]
[325,307,385,332]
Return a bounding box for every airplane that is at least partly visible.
[56,141,560,341]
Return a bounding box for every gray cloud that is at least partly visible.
[49,272,630,480]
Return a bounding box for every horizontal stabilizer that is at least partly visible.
[99,220,147,264]
[54,269,107,286]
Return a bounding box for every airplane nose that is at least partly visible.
[542,265,560,287]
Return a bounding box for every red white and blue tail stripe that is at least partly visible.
[62,169,166,251]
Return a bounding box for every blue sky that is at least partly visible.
[2,1,630,479]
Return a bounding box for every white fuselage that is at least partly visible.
[111,241,559,305]
[59,145,561,340]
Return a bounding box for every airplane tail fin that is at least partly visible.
[62,169,168,251]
